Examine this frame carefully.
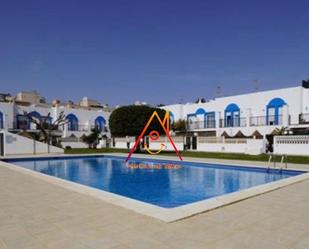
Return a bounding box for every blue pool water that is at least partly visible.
[6,156,303,208]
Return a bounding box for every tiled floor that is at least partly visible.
[0,161,309,249]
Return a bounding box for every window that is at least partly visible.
[224,103,240,127]
[95,116,106,131]
[266,98,286,125]
[66,114,79,131]
[205,112,215,128]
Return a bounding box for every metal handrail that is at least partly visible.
[268,153,287,171]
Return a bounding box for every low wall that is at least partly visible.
[196,140,265,155]
[148,141,183,151]
[111,136,265,155]
[62,142,88,149]
[197,143,247,153]
[2,131,63,155]
[274,135,309,156]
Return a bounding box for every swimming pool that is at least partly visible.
[6,155,304,208]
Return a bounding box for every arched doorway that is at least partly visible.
[95,116,106,131]
[224,103,240,127]
[266,98,286,125]
[66,114,79,131]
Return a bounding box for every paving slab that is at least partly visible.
[0,157,309,249]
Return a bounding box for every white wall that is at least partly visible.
[164,87,303,122]
[0,102,14,129]
[162,86,306,137]
[218,125,281,137]
[55,106,110,138]
[197,143,247,154]
[111,135,265,155]
[197,139,265,155]
[2,131,63,155]
[8,104,110,139]
[246,139,267,155]
[148,141,184,151]
[274,135,309,156]
[62,141,88,149]
[302,87,309,114]
[16,105,50,117]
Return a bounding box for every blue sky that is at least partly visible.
[0,0,308,106]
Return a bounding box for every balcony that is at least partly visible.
[67,124,108,132]
[250,115,282,126]
[219,117,247,128]
[11,115,52,130]
[187,120,216,130]
[67,124,90,132]
[187,115,286,130]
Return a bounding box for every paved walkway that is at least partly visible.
[0,160,309,249]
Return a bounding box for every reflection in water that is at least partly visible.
[12,157,301,208]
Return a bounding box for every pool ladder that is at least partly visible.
[268,154,288,171]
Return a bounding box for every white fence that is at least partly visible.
[112,136,266,155]
[1,131,64,156]
[197,138,265,155]
[274,135,309,156]
[148,136,184,151]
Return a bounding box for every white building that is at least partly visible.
[1,83,309,156]
[0,92,111,149]
[160,82,309,147]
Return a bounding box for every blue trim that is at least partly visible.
[225,104,240,113]
[224,103,240,127]
[29,111,41,118]
[195,108,206,115]
[95,116,106,131]
[4,155,305,175]
[187,113,196,124]
[266,98,286,125]
[187,108,207,125]
[66,114,79,131]
[28,111,42,129]
[16,114,29,130]
[204,112,215,128]
[267,98,286,108]
[0,112,3,129]
[46,116,52,124]
[169,111,174,124]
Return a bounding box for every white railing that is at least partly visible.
[274,135,309,156]
[275,135,309,144]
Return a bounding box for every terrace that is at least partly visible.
[0,155,308,249]
[187,115,285,130]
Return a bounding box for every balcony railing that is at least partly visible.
[67,124,108,132]
[250,116,267,126]
[67,124,90,132]
[250,115,282,126]
[91,125,108,132]
[187,115,286,130]
[187,120,216,130]
[10,114,52,130]
[219,117,247,128]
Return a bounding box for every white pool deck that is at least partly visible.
[1,153,309,249]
